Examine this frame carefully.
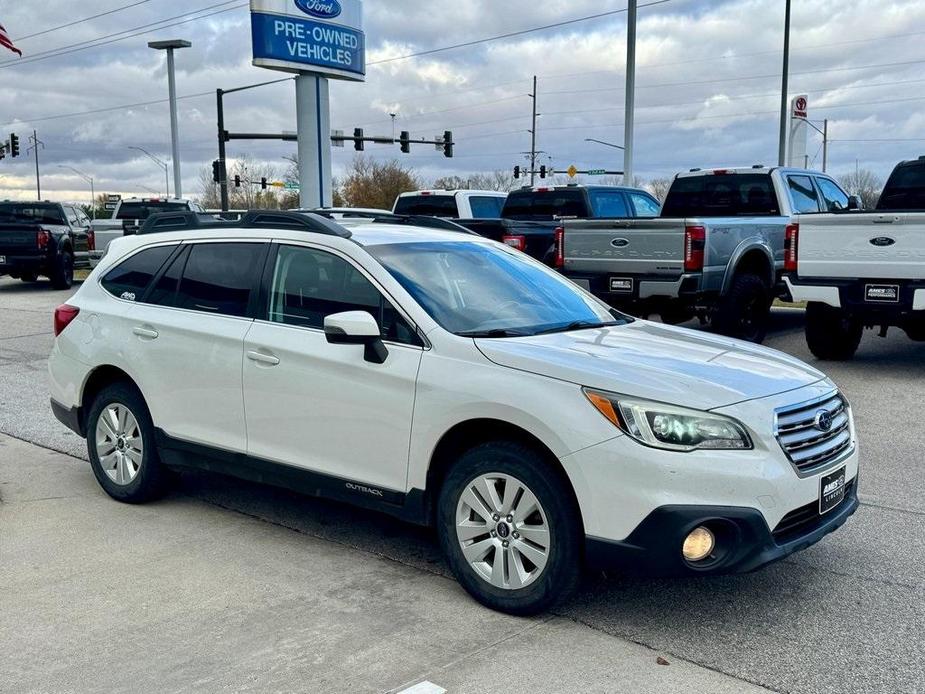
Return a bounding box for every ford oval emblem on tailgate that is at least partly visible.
[295,0,343,19]
[870,236,895,247]
[611,238,630,248]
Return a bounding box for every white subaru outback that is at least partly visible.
[48,212,859,614]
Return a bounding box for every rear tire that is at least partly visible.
[712,273,770,343]
[20,272,38,282]
[437,441,582,615]
[659,303,695,326]
[805,303,862,360]
[86,382,170,503]
[50,250,74,290]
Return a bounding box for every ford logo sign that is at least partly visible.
[295,0,342,19]
[870,236,895,247]
[611,238,630,248]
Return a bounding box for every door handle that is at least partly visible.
[132,326,159,339]
[247,350,280,366]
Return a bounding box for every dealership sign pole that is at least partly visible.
[250,0,365,208]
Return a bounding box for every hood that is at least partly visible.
[475,320,825,410]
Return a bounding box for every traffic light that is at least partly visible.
[9,133,19,158]
[234,174,241,188]
[442,130,453,158]
[353,128,364,151]
[539,165,547,179]
[513,165,521,179]
[399,131,411,154]
[261,177,267,190]
[212,160,221,183]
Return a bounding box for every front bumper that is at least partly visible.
[585,476,858,575]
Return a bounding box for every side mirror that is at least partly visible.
[324,311,388,364]
[847,195,861,211]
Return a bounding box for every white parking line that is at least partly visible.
[397,681,447,694]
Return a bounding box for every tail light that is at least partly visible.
[684,225,706,272]
[87,229,96,251]
[37,228,51,250]
[554,226,565,268]
[54,304,80,337]
[784,223,799,272]
[502,234,526,251]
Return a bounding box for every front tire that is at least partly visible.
[805,303,862,360]
[437,441,582,615]
[87,382,169,503]
[712,273,770,342]
[50,250,74,290]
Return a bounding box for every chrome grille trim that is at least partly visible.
[774,391,854,476]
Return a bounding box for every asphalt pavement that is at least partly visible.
[1,276,923,693]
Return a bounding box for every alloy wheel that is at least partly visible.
[94,404,144,485]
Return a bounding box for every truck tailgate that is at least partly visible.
[796,212,925,280]
[0,225,41,252]
[562,218,687,277]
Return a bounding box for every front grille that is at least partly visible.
[773,479,855,541]
[775,392,853,474]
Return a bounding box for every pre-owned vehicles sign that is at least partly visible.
[250,0,365,81]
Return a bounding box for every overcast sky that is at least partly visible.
[1,0,923,204]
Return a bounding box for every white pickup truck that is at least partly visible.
[785,157,925,359]
[91,198,204,261]
[393,189,507,218]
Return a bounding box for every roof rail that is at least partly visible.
[309,209,476,235]
[138,210,351,238]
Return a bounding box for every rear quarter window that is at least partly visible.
[101,245,176,301]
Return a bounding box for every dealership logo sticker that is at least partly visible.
[295,0,342,19]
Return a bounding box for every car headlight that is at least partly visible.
[583,389,752,452]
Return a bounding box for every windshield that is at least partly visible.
[662,174,781,217]
[116,202,184,220]
[502,189,588,219]
[0,203,66,225]
[393,195,459,217]
[367,241,628,336]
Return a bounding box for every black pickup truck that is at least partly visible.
[0,202,94,289]
[428,185,661,265]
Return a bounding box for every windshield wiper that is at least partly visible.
[533,319,621,335]
[456,328,532,338]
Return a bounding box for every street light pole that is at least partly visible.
[57,165,95,218]
[623,0,637,186]
[777,0,792,166]
[128,146,170,197]
[148,39,191,199]
[529,75,538,186]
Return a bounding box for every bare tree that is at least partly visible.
[339,155,420,210]
[837,168,883,210]
[647,177,672,202]
[197,166,222,209]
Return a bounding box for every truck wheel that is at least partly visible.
[805,303,862,360]
[87,382,170,503]
[712,273,770,343]
[50,250,74,290]
[20,272,38,282]
[659,304,695,325]
[437,441,582,615]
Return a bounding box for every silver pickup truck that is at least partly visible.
[785,156,925,360]
[560,166,856,342]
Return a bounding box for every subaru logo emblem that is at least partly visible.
[294,0,342,19]
[814,410,833,432]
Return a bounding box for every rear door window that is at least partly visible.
[393,195,460,217]
[788,175,822,213]
[628,192,661,217]
[468,196,505,218]
[589,191,629,217]
[101,245,176,301]
[173,242,266,317]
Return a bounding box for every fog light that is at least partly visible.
[682,526,715,562]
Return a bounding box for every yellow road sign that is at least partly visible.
[567,165,578,178]
[270,181,285,188]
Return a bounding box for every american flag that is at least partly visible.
[0,22,22,57]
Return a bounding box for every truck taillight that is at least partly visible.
[37,228,51,250]
[784,223,799,272]
[87,229,96,251]
[684,225,706,272]
[54,304,80,337]
[502,234,526,251]
[554,226,565,268]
